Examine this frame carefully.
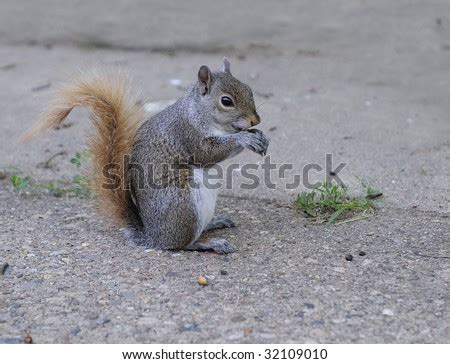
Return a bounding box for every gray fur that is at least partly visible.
[184,239,237,254]
[222,57,231,73]
[128,60,270,253]
[204,214,236,231]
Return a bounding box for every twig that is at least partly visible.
[334,214,372,225]
[37,151,67,169]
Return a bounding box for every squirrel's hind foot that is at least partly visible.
[204,214,236,232]
[185,238,236,254]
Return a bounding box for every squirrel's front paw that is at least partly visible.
[238,129,270,156]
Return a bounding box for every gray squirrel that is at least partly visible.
[24,58,270,253]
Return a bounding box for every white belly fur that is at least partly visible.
[192,168,218,238]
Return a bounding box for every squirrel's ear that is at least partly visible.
[222,57,231,74]
[198,65,212,95]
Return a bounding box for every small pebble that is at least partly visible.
[169,79,182,86]
[70,327,81,336]
[231,315,247,323]
[96,318,111,326]
[1,263,9,275]
[220,270,228,275]
[86,313,99,320]
[359,251,367,256]
[180,323,201,332]
[197,275,208,286]
[382,308,394,316]
[345,254,353,261]
[24,335,33,344]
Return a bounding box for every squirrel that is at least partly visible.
[24,58,270,254]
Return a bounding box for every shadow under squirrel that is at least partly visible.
[24,58,270,254]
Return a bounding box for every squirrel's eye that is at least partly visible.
[220,96,234,107]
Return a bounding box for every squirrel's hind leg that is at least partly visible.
[185,238,236,254]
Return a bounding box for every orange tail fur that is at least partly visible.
[23,68,145,227]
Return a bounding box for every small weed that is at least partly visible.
[70,150,91,198]
[8,150,92,198]
[70,150,89,168]
[42,181,67,197]
[295,181,382,224]
[71,174,91,198]
[10,175,30,192]
[362,182,383,200]
[45,181,56,193]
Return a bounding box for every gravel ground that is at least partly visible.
[1,181,448,343]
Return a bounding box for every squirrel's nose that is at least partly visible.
[248,113,260,126]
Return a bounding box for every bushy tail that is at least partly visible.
[23,68,145,228]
